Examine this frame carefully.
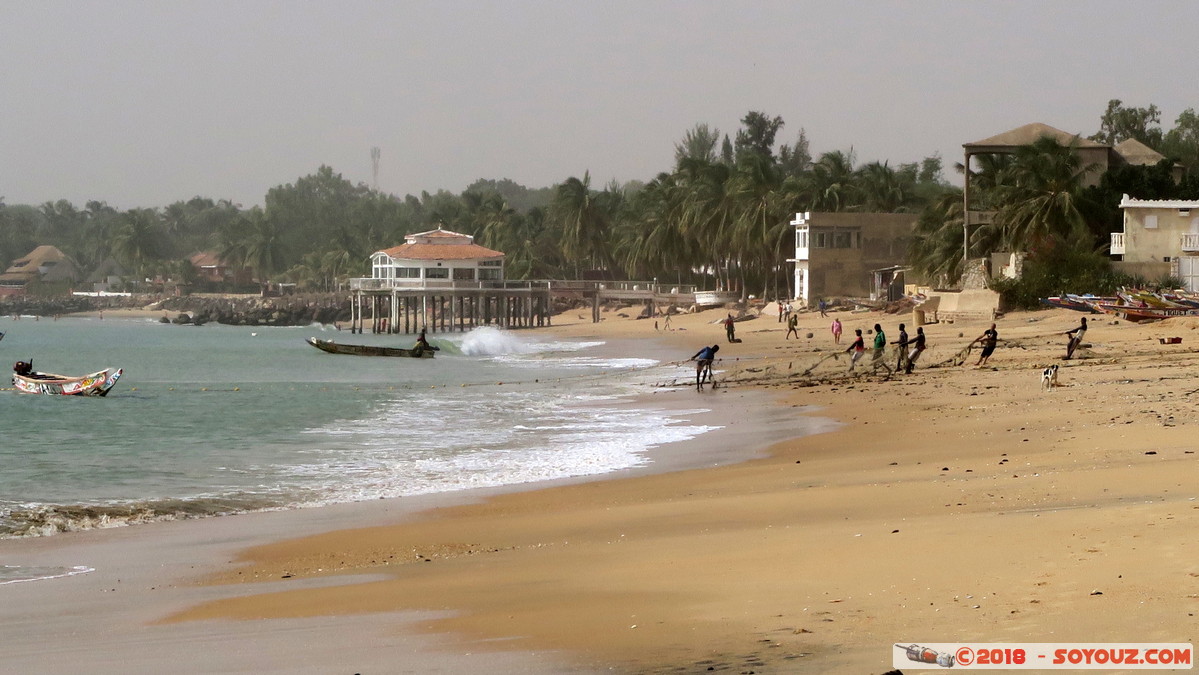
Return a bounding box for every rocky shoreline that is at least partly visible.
[2,293,593,327]
[1,293,352,327]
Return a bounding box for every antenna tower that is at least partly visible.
[370,146,381,190]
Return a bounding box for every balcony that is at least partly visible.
[1110,232,1125,255]
[1181,233,1199,252]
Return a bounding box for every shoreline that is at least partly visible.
[6,304,1199,673]
[0,319,822,674]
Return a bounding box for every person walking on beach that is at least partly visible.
[785,312,799,340]
[870,323,891,374]
[777,301,784,323]
[831,317,843,345]
[1064,316,1088,360]
[784,302,793,323]
[892,323,910,373]
[723,313,737,343]
[818,298,828,317]
[971,323,999,366]
[905,327,927,374]
[691,344,719,390]
[846,329,866,372]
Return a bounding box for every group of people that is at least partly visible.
[775,300,794,324]
[843,322,926,375]
[967,315,1087,366]
[692,304,1093,391]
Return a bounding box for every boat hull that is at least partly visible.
[12,368,123,396]
[306,337,435,358]
[1093,303,1199,322]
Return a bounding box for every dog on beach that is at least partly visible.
[1041,364,1060,391]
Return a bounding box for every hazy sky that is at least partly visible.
[3,1,1198,210]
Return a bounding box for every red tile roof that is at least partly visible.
[379,242,504,261]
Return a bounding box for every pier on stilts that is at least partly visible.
[346,280,699,335]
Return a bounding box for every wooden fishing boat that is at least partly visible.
[1091,303,1199,322]
[1040,295,1108,313]
[11,363,123,396]
[306,337,435,358]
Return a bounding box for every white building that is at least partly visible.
[1112,194,1199,291]
[369,227,505,286]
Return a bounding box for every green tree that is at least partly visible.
[110,208,165,280]
[552,172,619,275]
[734,111,784,164]
[1162,108,1199,172]
[777,128,812,178]
[1090,99,1163,148]
[804,150,858,212]
[674,123,723,165]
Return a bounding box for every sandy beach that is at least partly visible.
[5,302,1199,673]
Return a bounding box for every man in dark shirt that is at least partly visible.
[692,344,720,390]
[972,323,999,366]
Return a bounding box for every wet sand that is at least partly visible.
[6,303,1199,673]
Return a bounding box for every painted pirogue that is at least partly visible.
[11,361,123,396]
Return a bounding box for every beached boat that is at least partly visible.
[1091,303,1199,322]
[306,337,435,358]
[1040,295,1107,313]
[11,362,123,396]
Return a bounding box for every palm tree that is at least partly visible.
[855,161,911,212]
[804,150,859,212]
[908,190,969,285]
[727,153,784,298]
[110,208,164,281]
[241,209,285,289]
[552,172,616,275]
[992,136,1096,252]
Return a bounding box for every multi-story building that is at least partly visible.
[1111,194,1199,291]
[790,211,917,305]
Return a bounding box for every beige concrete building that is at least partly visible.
[961,123,1183,261]
[1111,194,1199,290]
[789,211,917,305]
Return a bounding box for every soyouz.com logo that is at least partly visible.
[894,643,1193,669]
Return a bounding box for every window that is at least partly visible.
[396,267,420,278]
[1145,215,1158,229]
[478,268,502,281]
[425,267,449,279]
[452,268,475,280]
[479,259,503,267]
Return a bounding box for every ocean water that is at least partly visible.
[0,316,713,545]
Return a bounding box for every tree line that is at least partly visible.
[3,101,1199,299]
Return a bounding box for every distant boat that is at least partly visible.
[306,337,435,358]
[11,362,123,396]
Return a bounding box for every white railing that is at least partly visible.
[1110,232,1126,255]
[348,278,699,295]
[1181,233,1199,252]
